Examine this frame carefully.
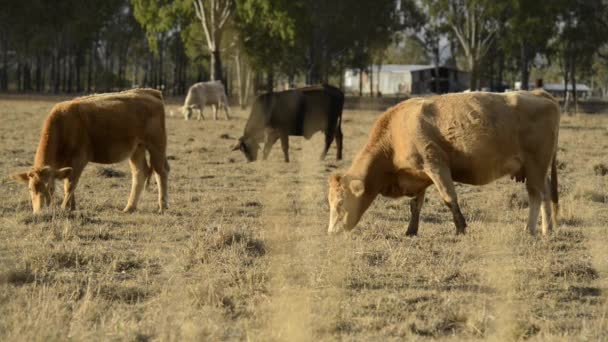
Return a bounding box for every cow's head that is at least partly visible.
[232,136,259,162]
[327,173,368,234]
[11,166,72,213]
[182,105,195,120]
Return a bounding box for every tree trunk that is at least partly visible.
[16,62,22,92]
[62,53,68,92]
[359,68,363,97]
[108,45,114,92]
[520,43,529,90]
[244,68,252,106]
[468,57,479,91]
[67,53,73,93]
[497,52,504,91]
[35,55,42,92]
[1,36,8,91]
[87,43,93,92]
[571,55,577,114]
[53,52,60,93]
[433,47,440,93]
[369,65,373,97]
[266,70,274,93]
[563,52,570,114]
[158,36,164,91]
[212,49,223,83]
[75,50,82,93]
[24,61,32,91]
[235,51,244,107]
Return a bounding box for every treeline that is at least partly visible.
[2,0,608,102]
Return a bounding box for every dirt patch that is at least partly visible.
[97,167,127,178]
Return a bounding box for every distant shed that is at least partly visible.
[344,64,469,96]
[542,83,591,99]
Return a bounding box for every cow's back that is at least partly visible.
[300,86,343,137]
[186,81,226,106]
[395,91,559,185]
[46,89,166,164]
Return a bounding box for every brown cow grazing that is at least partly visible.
[232,84,344,162]
[328,89,560,236]
[11,88,169,214]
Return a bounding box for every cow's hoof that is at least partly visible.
[123,206,136,213]
[405,231,418,237]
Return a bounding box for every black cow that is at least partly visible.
[232,84,344,162]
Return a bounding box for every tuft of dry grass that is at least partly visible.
[0,96,607,340]
[593,163,608,176]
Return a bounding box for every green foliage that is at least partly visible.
[235,0,415,82]
[384,37,430,65]
[132,0,186,53]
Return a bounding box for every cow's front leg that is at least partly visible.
[406,190,426,236]
[280,134,290,162]
[213,105,218,120]
[61,166,84,211]
[262,133,279,160]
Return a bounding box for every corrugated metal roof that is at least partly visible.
[368,64,462,72]
[543,83,591,92]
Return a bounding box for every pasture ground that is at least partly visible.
[0,96,607,341]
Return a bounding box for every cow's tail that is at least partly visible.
[550,151,559,227]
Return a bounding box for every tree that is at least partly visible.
[502,1,558,90]
[192,0,235,83]
[384,37,430,66]
[425,0,504,90]
[553,0,608,112]
[235,0,413,90]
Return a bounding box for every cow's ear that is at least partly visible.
[55,167,72,180]
[38,166,53,179]
[11,172,30,184]
[349,179,365,197]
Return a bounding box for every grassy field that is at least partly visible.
[0,95,607,341]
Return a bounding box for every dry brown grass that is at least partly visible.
[1,95,607,341]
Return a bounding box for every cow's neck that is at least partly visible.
[348,143,395,205]
[33,126,58,168]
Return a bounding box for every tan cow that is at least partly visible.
[328,89,560,236]
[11,88,169,214]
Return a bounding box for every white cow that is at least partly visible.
[181,81,231,120]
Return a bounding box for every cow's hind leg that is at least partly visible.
[426,165,467,234]
[280,134,290,162]
[523,173,548,236]
[123,145,148,213]
[540,177,554,235]
[406,190,426,236]
[320,131,335,160]
[148,146,169,213]
[213,105,218,120]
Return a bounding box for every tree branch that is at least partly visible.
[193,0,215,51]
